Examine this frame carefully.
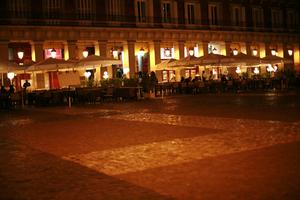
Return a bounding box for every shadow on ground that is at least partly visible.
[0,137,173,200]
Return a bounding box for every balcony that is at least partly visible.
[0,11,299,34]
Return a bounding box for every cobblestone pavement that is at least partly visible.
[1,93,300,199]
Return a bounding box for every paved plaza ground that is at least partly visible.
[1,92,300,200]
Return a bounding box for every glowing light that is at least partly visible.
[273,65,278,72]
[123,68,129,74]
[103,71,109,79]
[51,48,57,58]
[235,66,241,74]
[266,64,274,72]
[233,48,238,56]
[7,72,15,80]
[84,71,91,78]
[271,49,277,56]
[189,48,194,56]
[252,49,258,56]
[212,69,217,75]
[254,67,260,74]
[288,49,293,56]
[17,51,24,59]
[82,49,89,58]
[112,49,118,59]
[139,48,145,57]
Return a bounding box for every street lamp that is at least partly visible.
[233,48,238,56]
[288,49,293,56]
[7,72,15,83]
[84,71,91,79]
[82,49,89,58]
[103,71,109,79]
[17,51,24,59]
[252,49,258,56]
[139,47,145,57]
[51,48,57,58]
[112,48,118,59]
[189,48,194,56]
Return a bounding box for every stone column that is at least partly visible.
[294,43,300,72]
[177,40,185,59]
[32,41,44,62]
[259,43,266,58]
[67,40,77,60]
[149,40,161,71]
[99,40,107,57]
[0,40,9,61]
[123,40,136,78]
[202,41,209,56]
[225,41,231,56]
[265,42,271,56]
[246,42,252,55]
[94,41,100,56]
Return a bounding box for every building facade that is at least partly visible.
[0,0,300,83]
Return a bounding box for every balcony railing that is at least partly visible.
[0,11,299,34]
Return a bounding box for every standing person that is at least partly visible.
[23,80,31,90]
[23,80,31,105]
[0,86,8,109]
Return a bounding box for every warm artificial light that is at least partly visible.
[235,66,241,74]
[139,48,145,57]
[82,49,89,58]
[233,48,238,56]
[252,49,258,56]
[271,49,277,56]
[17,51,24,59]
[288,49,293,56]
[254,67,260,74]
[51,48,57,58]
[7,72,15,80]
[189,48,194,56]
[84,71,91,78]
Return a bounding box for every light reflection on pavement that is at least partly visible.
[64,113,300,176]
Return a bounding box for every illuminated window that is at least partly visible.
[44,49,63,59]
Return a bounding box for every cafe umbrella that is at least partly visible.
[155,58,178,70]
[76,55,122,68]
[26,58,77,71]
